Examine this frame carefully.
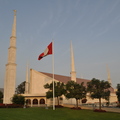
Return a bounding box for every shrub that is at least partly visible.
[116,104,120,108]
[94,109,106,112]
[12,94,25,105]
[0,103,23,108]
[0,103,6,108]
[55,105,64,108]
[71,107,81,110]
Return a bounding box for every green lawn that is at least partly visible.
[0,107,120,120]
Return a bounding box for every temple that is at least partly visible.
[3,11,117,107]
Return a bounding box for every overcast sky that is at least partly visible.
[0,0,120,88]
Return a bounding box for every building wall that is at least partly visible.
[26,69,117,107]
[29,69,53,95]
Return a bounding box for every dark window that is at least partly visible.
[33,99,38,104]
[40,99,45,104]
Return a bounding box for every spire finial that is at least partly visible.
[13,10,16,16]
[106,64,112,85]
[11,10,16,37]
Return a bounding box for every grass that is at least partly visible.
[0,107,120,120]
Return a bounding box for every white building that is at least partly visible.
[23,69,117,107]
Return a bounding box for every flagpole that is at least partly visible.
[52,40,55,110]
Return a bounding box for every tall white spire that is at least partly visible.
[70,41,76,82]
[3,10,17,104]
[25,63,29,94]
[11,10,16,37]
[107,64,112,85]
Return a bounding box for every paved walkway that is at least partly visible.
[63,104,120,113]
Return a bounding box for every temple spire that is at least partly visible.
[70,41,76,82]
[3,10,17,104]
[25,63,29,94]
[11,10,16,37]
[107,64,112,85]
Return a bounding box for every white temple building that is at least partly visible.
[22,68,117,107]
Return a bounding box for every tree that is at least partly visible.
[87,78,111,110]
[16,81,25,94]
[116,84,120,104]
[44,81,65,106]
[0,91,3,103]
[64,81,87,108]
[12,94,25,105]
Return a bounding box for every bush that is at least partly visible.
[70,107,81,110]
[0,99,3,103]
[0,103,23,108]
[12,94,25,105]
[0,103,6,108]
[116,104,120,108]
[55,105,64,108]
[94,109,106,112]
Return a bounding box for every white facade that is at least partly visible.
[23,69,117,107]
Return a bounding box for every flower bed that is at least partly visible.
[0,103,6,108]
[70,107,81,110]
[94,109,106,112]
[55,105,64,108]
[0,103,23,108]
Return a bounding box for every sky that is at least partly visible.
[0,0,120,88]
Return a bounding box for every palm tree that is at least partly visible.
[87,78,111,110]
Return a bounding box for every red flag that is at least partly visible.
[38,42,52,60]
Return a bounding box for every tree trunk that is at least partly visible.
[76,99,78,108]
[99,98,101,110]
[57,97,59,106]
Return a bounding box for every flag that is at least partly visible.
[38,42,52,60]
